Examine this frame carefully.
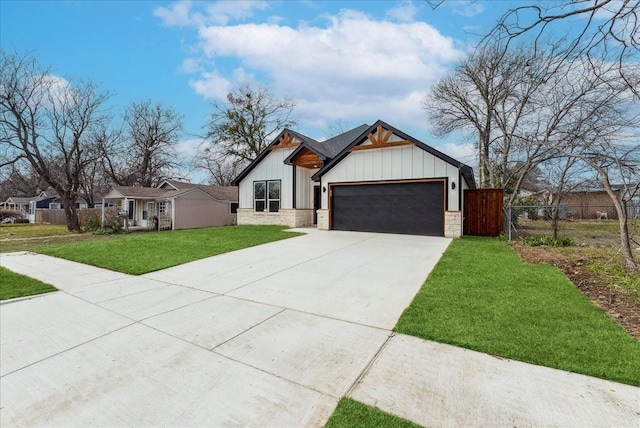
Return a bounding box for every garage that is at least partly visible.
[330,180,445,236]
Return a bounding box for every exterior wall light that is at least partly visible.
[451,182,456,190]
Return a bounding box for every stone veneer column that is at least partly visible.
[316,209,329,230]
[444,211,462,238]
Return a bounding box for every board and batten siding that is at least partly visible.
[295,166,318,209]
[320,145,462,211]
[239,148,295,209]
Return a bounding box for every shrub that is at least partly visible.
[13,218,29,224]
[0,209,22,222]
[83,214,102,232]
[84,211,124,234]
[519,235,574,247]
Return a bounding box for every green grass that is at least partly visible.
[0,267,57,300]
[394,236,640,386]
[30,225,301,275]
[1,223,72,239]
[325,398,421,428]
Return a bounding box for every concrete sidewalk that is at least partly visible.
[1,231,639,427]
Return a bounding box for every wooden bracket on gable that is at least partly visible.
[271,131,301,150]
[349,125,412,152]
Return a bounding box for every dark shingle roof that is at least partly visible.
[318,124,370,158]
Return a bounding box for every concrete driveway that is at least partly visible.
[1,230,450,426]
[2,229,638,427]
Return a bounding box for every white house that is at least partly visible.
[233,120,476,237]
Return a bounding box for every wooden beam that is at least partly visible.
[351,126,411,151]
[271,131,301,150]
[350,140,413,151]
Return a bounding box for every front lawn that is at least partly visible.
[394,236,640,386]
[32,225,301,275]
[0,267,57,300]
[1,223,72,239]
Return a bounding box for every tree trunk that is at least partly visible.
[602,179,639,272]
[62,197,81,232]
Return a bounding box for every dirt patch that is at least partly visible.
[513,244,640,341]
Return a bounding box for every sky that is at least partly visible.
[2,0,541,182]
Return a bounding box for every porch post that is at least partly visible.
[101,198,105,227]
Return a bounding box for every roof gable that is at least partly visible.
[312,120,476,189]
[232,128,318,185]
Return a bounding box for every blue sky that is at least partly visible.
[2,0,529,181]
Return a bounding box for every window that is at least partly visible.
[254,180,280,212]
[230,202,239,214]
[254,182,266,212]
[49,203,61,210]
[268,180,280,212]
[159,202,167,215]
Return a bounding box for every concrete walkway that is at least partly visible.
[1,230,638,427]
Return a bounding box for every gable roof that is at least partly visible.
[311,120,476,189]
[283,124,370,166]
[232,128,315,185]
[103,182,238,202]
[232,120,476,189]
[233,125,372,185]
[103,186,173,199]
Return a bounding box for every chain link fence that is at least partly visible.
[504,201,640,245]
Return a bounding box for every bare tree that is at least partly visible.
[104,100,184,187]
[193,144,246,186]
[0,161,47,200]
[484,0,640,97]
[0,50,111,231]
[203,84,297,164]
[424,42,561,195]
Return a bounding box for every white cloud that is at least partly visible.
[154,1,201,27]
[187,9,463,127]
[386,1,419,22]
[448,1,485,18]
[438,141,476,167]
[154,0,268,27]
[203,1,268,25]
[189,70,232,100]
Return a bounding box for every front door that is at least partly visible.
[128,200,134,220]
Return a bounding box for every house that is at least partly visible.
[1,190,104,223]
[232,120,476,237]
[101,180,238,230]
[0,196,32,217]
[545,185,639,220]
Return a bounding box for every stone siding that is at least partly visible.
[237,208,313,227]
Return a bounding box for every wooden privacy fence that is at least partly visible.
[35,208,105,226]
[464,188,504,237]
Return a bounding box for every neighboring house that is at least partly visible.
[0,196,32,217]
[101,180,238,230]
[233,120,476,237]
[546,185,639,220]
[1,190,103,223]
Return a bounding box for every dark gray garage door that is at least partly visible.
[331,181,445,236]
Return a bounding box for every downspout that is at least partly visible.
[101,198,105,227]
